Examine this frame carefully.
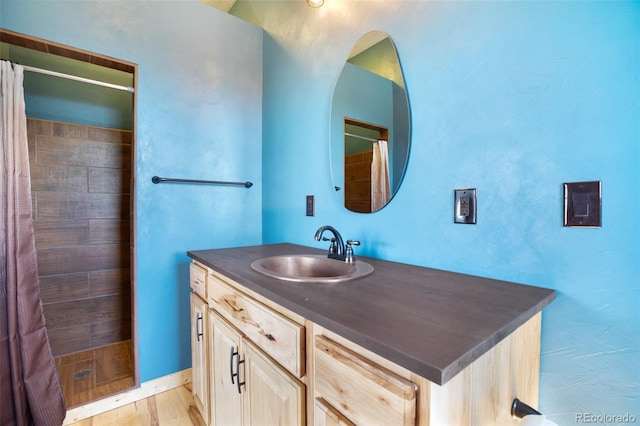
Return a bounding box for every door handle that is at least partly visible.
[230,346,238,384]
[236,351,245,394]
[196,313,203,342]
[230,346,245,393]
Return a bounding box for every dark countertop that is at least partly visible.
[188,243,555,385]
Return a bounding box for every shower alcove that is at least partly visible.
[1,29,137,408]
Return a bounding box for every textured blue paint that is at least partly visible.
[260,1,639,423]
[2,0,263,382]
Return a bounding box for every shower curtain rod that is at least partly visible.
[344,132,383,143]
[21,64,135,93]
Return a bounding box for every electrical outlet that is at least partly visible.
[454,188,477,224]
[306,195,314,216]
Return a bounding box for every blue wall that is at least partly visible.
[260,1,639,423]
[1,0,263,382]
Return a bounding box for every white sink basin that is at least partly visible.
[250,254,374,283]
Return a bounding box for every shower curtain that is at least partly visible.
[371,139,391,211]
[0,61,66,425]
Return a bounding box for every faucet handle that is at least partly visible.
[323,237,337,255]
[345,240,360,264]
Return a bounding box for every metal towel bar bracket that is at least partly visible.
[152,176,253,188]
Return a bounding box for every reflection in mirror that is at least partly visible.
[331,31,410,213]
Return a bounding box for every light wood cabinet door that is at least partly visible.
[243,339,305,426]
[314,335,416,426]
[190,292,209,424]
[210,311,243,426]
[210,311,305,426]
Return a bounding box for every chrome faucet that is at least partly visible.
[314,225,346,261]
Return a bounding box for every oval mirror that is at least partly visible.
[330,31,410,213]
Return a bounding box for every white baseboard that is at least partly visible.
[62,368,192,425]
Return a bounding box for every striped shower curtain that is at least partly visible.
[0,60,66,425]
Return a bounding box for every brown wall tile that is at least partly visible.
[27,118,53,136]
[35,193,129,220]
[35,136,131,169]
[91,293,131,324]
[89,219,130,245]
[48,324,92,356]
[91,319,131,349]
[37,244,129,276]
[33,220,89,248]
[52,121,88,139]
[87,127,132,145]
[30,164,88,193]
[28,118,132,357]
[91,268,130,297]
[88,167,131,194]
[39,272,89,303]
[44,299,93,329]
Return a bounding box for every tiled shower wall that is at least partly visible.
[344,151,372,213]
[27,118,132,357]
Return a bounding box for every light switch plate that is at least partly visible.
[454,188,477,224]
[306,195,315,216]
[564,181,601,227]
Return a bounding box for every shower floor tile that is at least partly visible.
[55,340,134,408]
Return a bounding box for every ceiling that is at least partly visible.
[200,0,238,13]
[197,1,387,60]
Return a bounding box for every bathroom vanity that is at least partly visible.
[187,243,555,425]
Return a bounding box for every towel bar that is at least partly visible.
[152,176,253,188]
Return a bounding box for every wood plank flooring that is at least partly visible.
[67,385,206,426]
[56,341,134,408]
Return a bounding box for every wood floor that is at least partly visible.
[67,384,206,426]
[56,341,135,408]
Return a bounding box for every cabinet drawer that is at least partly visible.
[208,274,305,378]
[190,262,207,299]
[314,335,416,426]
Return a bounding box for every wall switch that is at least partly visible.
[306,195,315,216]
[454,188,477,224]
[564,181,601,227]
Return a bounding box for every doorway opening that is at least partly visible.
[343,118,388,213]
[1,29,137,408]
